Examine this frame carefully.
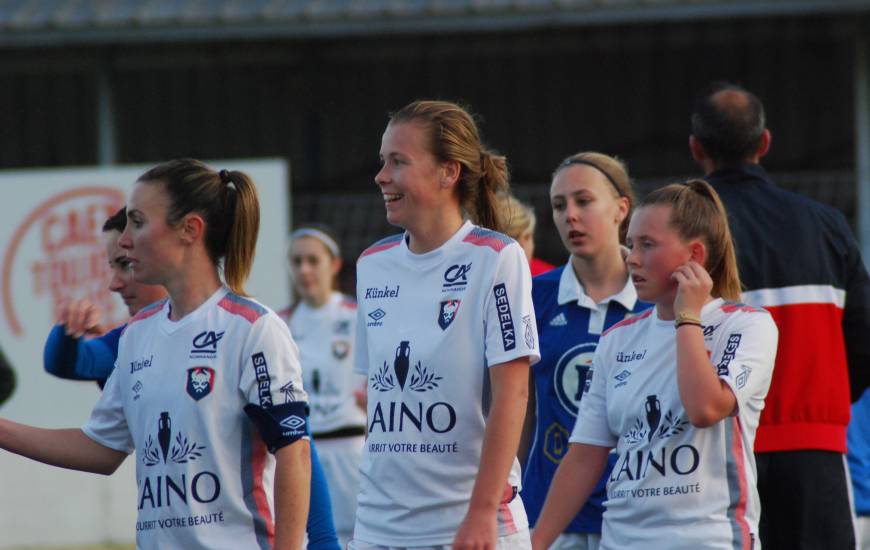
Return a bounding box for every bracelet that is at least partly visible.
[674,311,701,327]
[676,321,703,329]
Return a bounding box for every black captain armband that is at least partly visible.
[243,402,309,454]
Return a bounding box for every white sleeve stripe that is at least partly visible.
[741,285,845,309]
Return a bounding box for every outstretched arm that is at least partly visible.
[0,419,126,475]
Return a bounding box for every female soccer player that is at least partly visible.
[43,206,340,550]
[522,153,649,550]
[282,225,365,546]
[352,100,540,550]
[531,179,778,549]
[1,159,311,550]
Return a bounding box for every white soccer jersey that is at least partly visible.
[352,221,541,547]
[282,292,366,434]
[570,298,778,550]
[83,287,308,550]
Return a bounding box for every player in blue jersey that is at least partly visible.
[522,152,648,550]
[42,205,340,550]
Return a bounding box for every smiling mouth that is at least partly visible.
[383,193,403,204]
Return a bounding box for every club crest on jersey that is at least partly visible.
[332,340,350,360]
[190,330,224,359]
[334,320,351,335]
[442,263,472,292]
[186,367,215,401]
[370,340,442,392]
[438,299,461,330]
[553,343,596,415]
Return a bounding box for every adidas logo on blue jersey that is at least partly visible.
[549,313,568,326]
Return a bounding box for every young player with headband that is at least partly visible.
[1,159,311,549]
[352,100,540,550]
[522,152,650,550]
[281,224,366,547]
[531,179,778,549]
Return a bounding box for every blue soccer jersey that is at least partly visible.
[522,264,650,533]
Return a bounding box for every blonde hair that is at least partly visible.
[390,100,509,232]
[497,193,536,240]
[640,179,742,301]
[553,151,635,242]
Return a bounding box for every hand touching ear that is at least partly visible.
[672,261,713,317]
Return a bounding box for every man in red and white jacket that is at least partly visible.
[689,82,870,550]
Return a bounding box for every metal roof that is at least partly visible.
[1,0,869,46]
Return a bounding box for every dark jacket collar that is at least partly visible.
[706,162,771,186]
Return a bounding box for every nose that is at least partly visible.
[375,163,389,188]
[625,246,640,268]
[118,224,133,250]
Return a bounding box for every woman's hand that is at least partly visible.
[56,299,106,338]
[453,506,498,550]
[671,261,713,317]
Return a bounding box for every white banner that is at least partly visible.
[0,159,290,548]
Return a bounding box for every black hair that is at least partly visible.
[691,82,766,165]
[102,207,127,233]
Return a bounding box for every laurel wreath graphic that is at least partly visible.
[142,435,162,466]
[623,411,688,445]
[409,362,443,392]
[624,418,648,445]
[170,433,206,464]
[371,362,396,391]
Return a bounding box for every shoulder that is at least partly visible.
[359,233,404,261]
[217,292,270,325]
[276,302,298,323]
[716,300,776,331]
[601,308,654,338]
[121,299,167,335]
[532,265,563,302]
[339,295,357,311]
[461,226,516,254]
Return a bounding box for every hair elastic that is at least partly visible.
[290,228,340,257]
[557,158,625,197]
[219,169,231,184]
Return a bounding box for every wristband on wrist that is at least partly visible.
[676,321,703,329]
[674,311,702,328]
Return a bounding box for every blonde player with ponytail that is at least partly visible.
[532,180,778,549]
[352,100,539,550]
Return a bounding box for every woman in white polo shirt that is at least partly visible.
[532,180,778,549]
[352,100,540,550]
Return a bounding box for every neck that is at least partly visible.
[407,207,465,254]
[570,246,629,304]
[164,268,222,321]
[303,290,333,309]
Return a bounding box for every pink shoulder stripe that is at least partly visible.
[720,302,766,314]
[602,309,653,337]
[462,227,514,253]
[341,298,357,310]
[359,234,403,259]
[218,294,267,324]
[121,300,167,334]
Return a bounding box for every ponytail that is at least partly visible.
[390,100,509,232]
[641,179,742,301]
[221,170,260,296]
[137,159,261,296]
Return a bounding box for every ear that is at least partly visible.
[615,196,630,225]
[688,239,707,266]
[689,135,707,163]
[756,129,771,159]
[440,160,461,189]
[330,255,343,278]
[178,213,206,245]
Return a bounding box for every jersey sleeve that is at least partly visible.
[570,336,617,448]
[712,311,779,415]
[352,288,370,376]
[483,244,541,368]
[240,314,310,453]
[81,364,134,453]
[44,325,121,385]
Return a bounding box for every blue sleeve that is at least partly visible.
[43,325,123,386]
[306,439,340,550]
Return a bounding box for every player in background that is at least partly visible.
[0,347,16,406]
[43,206,340,550]
[0,159,311,550]
[352,100,540,550]
[281,224,366,547]
[531,180,778,549]
[497,193,554,276]
[521,152,649,550]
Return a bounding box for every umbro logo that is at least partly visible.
[614,369,632,388]
[367,308,386,328]
[549,313,567,327]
